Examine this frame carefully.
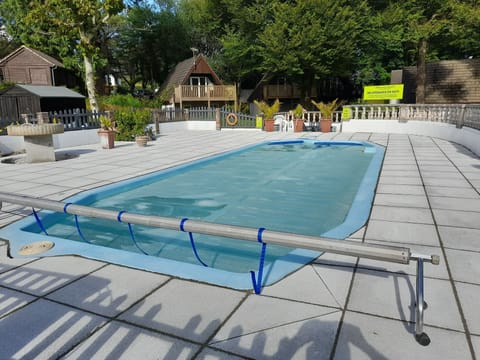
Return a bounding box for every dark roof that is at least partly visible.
[3,85,85,98]
[0,45,64,68]
[160,55,222,90]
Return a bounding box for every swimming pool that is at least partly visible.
[0,140,384,289]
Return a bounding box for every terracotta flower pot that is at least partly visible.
[293,119,304,132]
[135,135,149,147]
[98,130,115,149]
[264,118,275,132]
[320,119,332,133]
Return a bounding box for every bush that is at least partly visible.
[101,94,145,110]
[114,108,151,141]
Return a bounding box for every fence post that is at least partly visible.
[457,104,465,129]
[37,112,50,124]
[216,108,222,130]
[154,110,160,134]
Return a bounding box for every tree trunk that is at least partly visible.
[84,54,99,112]
[416,38,428,104]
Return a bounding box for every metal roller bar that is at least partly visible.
[0,191,412,264]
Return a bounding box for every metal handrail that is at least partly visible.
[0,191,439,345]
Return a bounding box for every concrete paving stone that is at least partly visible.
[376,184,425,196]
[210,295,341,360]
[472,335,480,359]
[462,171,480,180]
[374,194,429,208]
[47,264,169,317]
[119,279,245,343]
[365,220,440,246]
[444,248,480,284]
[429,196,480,212]
[261,263,353,308]
[348,269,463,331]
[0,245,38,274]
[433,209,480,229]
[417,165,458,172]
[455,282,480,336]
[359,241,447,279]
[0,299,106,360]
[0,212,24,227]
[438,226,480,251]
[379,176,423,186]
[313,251,359,268]
[380,164,419,172]
[350,226,365,239]
[420,171,465,180]
[380,170,420,177]
[0,286,36,317]
[334,312,471,360]
[0,256,105,296]
[425,186,480,199]
[422,177,472,188]
[370,205,434,224]
[62,320,199,360]
[196,347,247,360]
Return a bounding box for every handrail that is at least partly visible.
[0,191,439,345]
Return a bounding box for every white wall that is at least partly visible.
[342,119,480,156]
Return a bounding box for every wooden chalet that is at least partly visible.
[0,45,81,89]
[161,55,237,109]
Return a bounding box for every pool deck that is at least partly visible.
[0,130,479,359]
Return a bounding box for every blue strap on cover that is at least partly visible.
[32,208,48,235]
[117,210,148,255]
[63,202,89,243]
[180,218,208,267]
[250,227,267,294]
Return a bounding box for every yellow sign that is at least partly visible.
[341,107,351,120]
[363,84,404,100]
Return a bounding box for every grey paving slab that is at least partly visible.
[472,335,480,359]
[62,320,199,360]
[374,193,429,208]
[365,220,440,246]
[444,248,480,284]
[370,205,434,224]
[119,279,245,343]
[210,295,341,360]
[379,176,423,186]
[422,177,472,188]
[334,312,471,360]
[261,263,353,308]
[0,256,105,296]
[425,186,480,199]
[0,286,36,317]
[376,184,426,195]
[47,264,169,317]
[348,269,464,331]
[196,347,246,360]
[438,226,480,251]
[420,171,466,179]
[433,209,480,229]
[0,299,106,360]
[455,282,480,336]
[429,196,480,212]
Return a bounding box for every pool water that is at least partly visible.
[3,140,385,289]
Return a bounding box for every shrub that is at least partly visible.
[114,108,151,141]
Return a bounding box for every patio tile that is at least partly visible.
[47,264,169,317]
[210,295,341,360]
[261,263,353,308]
[0,299,106,360]
[472,335,480,359]
[433,209,480,229]
[444,248,480,284]
[455,282,480,336]
[422,178,472,188]
[376,184,425,196]
[370,205,433,224]
[438,226,480,251]
[425,186,480,199]
[0,256,105,296]
[119,279,245,343]
[0,243,34,274]
[0,286,36,317]
[62,320,199,360]
[379,176,423,186]
[429,196,480,212]
[196,347,246,359]
[373,194,429,208]
[347,269,463,331]
[334,312,471,360]
[365,220,439,246]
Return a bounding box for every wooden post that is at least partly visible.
[216,108,221,130]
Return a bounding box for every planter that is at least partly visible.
[293,119,304,132]
[135,135,149,147]
[320,119,332,133]
[7,123,64,136]
[98,130,115,149]
[264,118,275,132]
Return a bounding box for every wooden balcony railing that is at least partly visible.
[174,85,237,108]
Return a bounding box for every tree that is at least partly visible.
[15,0,124,111]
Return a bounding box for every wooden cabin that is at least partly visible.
[161,55,237,109]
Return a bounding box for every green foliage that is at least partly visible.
[114,108,151,141]
[311,98,344,119]
[100,94,144,109]
[254,99,281,120]
[292,104,304,119]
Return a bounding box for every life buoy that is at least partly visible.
[226,113,238,126]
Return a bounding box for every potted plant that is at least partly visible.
[291,104,305,132]
[254,99,281,132]
[98,115,116,149]
[311,98,344,133]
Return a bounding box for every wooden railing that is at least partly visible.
[175,85,236,102]
[343,104,480,130]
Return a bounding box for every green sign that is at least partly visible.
[363,84,404,100]
[341,107,351,120]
